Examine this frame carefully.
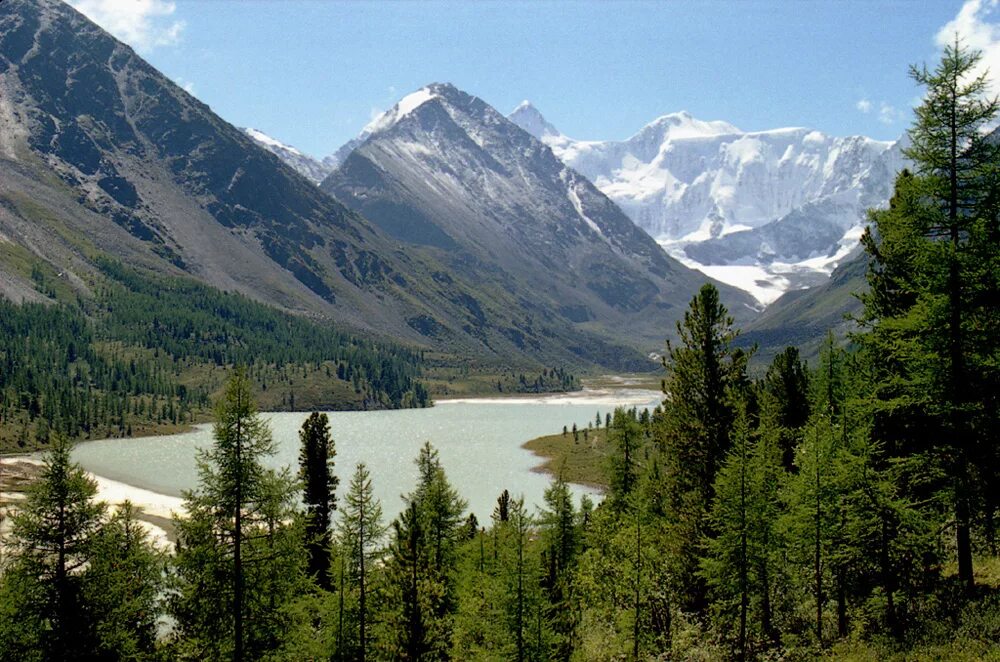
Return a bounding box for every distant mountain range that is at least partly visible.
[507,102,906,304]
[0,0,751,371]
[248,94,905,310]
[318,84,753,358]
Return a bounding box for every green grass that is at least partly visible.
[522,427,612,489]
[423,353,581,398]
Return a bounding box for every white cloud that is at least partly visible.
[936,0,1000,94]
[856,98,873,113]
[68,0,185,53]
[878,101,902,125]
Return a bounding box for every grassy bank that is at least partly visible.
[522,427,612,489]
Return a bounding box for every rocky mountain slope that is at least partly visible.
[509,102,904,304]
[242,128,334,184]
[0,0,736,370]
[321,84,756,353]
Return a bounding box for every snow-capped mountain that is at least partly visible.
[509,103,905,304]
[242,128,336,184]
[321,84,756,354]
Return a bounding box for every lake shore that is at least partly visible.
[0,456,183,549]
[2,385,661,535]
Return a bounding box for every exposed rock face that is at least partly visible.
[0,1,747,367]
[322,84,756,350]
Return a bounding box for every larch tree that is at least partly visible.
[171,369,306,661]
[336,462,386,662]
[1,435,105,661]
[658,283,751,612]
[860,38,1000,590]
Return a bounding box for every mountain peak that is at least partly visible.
[641,111,741,140]
[243,128,303,156]
[361,85,446,136]
[507,100,561,140]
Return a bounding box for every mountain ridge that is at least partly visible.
[321,83,757,352]
[0,1,612,368]
[0,2,733,371]
[508,102,904,304]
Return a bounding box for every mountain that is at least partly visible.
[320,84,757,355]
[509,103,904,304]
[0,0,729,371]
[242,128,334,184]
[736,250,868,363]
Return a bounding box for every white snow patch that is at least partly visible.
[364,87,439,135]
[566,181,605,239]
[244,128,301,155]
[689,264,790,306]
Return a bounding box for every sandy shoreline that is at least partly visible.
[436,387,661,407]
[1,386,658,550]
[0,456,183,550]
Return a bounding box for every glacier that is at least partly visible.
[509,102,906,304]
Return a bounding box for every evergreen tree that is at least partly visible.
[380,444,466,660]
[83,501,165,660]
[170,369,307,661]
[381,502,431,660]
[658,283,750,611]
[298,411,338,590]
[762,347,811,471]
[609,407,641,506]
[336,462,386,662]
[780,341,854,645]
[860,39,1000,591]
[3,435,105,661]
[702,398,785,658]
[540,473,579,659]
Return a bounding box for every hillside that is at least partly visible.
[0,0,702,371]
[322,84,756,356]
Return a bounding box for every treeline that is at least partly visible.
[0,261,430,451]
[497,366,578,394]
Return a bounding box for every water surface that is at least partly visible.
[73,388,661,522]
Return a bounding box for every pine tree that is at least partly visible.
[170,369,306,661]
[336,462,386,662]
[702,396,785,658]
[658,283,751,612]
[382,502,430,660]
[540,473,579,658]
[762,347,811,471]
[83,501,164,659]
[860,39,1000,591]
[4,435,105,661]
[380,444,466,660]
[299,411,338,590]
[609,407,641,506]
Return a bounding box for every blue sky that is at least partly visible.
[70,0,992,158]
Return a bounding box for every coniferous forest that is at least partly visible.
[2,39,1000,662]
[0,259,429,452]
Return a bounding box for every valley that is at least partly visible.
[1,0,999,660]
